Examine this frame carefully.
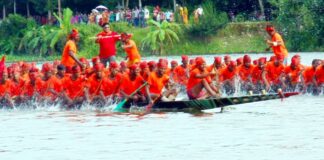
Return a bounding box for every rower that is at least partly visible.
[302,59,321,93]
[264,55,286,92]
[313,62,324,94]
[0,68,14,109]
[174,55,190,86]
[187,57,219,100]
[220,60,238,95]
[146,61,175,102]
[251,57,268,93]
[237,55,255,92]
[119,64,148,103]
[283,58,302,91]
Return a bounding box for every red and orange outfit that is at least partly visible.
[119,74,145,95]
[219,66,237,82]
[38,76,60,100]
[265,62,285,84]
[271,32,288,58]
[187,68,212,91]
[237,64,255,82]
[123,39,141,66]
[174,65,189,85]
[61,39,77,68]
[0,79,12,97]
[62,75,87,99]
[102,73,123,97]
[147,72,169,95]
[96,31,119,59]
[87,74,105,97]
[314,65,324,86]
[302,66,317,85]
[284,65,302,85]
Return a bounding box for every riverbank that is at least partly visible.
[0,21,315,62]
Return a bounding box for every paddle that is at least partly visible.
[145,95,161,113]
[113,82,148,112]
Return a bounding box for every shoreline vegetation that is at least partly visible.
[0,21,299,62]
[1,0,323,62]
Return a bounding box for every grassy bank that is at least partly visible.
[2,22,271,62]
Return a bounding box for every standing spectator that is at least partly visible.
[126,9,132,26]
[165,10,171,22]
[144,6,150,26]
[153,6,160,21]
[183,7,189,25]
[116,10,121,22]
[139,8,145,27]
[95,23,121,67]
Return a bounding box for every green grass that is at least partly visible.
[2,22,272,62]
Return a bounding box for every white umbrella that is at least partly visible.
[95,5,108,10]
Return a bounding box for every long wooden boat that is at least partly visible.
[122,92,299,112]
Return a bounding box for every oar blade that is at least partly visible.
[114,99,127,112]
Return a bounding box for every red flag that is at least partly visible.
[0,55,6,74]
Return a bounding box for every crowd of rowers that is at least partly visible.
[0,53,324,109]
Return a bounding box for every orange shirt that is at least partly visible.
[147,72,169,94]
[237,64,255,81]
[102,73,123,96]
[23,78,42,97]
[62,75,87,99]
[61,40,77,67]
[302,66,316,84]
[10,79,25,97]
[314,66,324,85]
[119,74,145,95]
[38,76,59,98]
[251,66,265,84]
[87,75,105,96]
[187,68,211,91]
[220,67,237,82]
[0,80,12,97]
[124,40,141,61]
[284,65,302,83]
[272,33,288,58]
[265,62,285,83]
[174,65,189,85]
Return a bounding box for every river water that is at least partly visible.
[1,52,324,160]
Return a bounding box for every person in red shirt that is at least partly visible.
[119,64,147,103]
[251,57,269,92]
[186,57,218,100]
[283,58,302,91]
[220,60,238,95]
[147,61,173,102]
[237,55,255,92]
[0,68,14,109]
[87,63,109,107]
[265,25,289,65]
[62,65,89,109]
[95,23,120,67]
[302,59,321,93]
[174,55,190,86]
[314,63,324,94]
[265,55,286,91]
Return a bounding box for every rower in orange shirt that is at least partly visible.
[224,55,231,66]
[265,25,289,65]
[302,59,321,92]
[61,65,89,109]
[237,55,255,92]
[174,55,190,86]
[101,62,123,99]
[236,57,243,67]
[148,61,157,73]
[265,55,286,91]
[169,60,178,82]
[120,61,129,74]
[139,61,150,81]
[147,61,173,102]
[38,63,61,103]
[61,29,84,71]
[22,67,42,100]
[207,56,225,84]
[121,33,141,66]
[87,63,109,107]
[220,60,238,95]
[186,57,219,100]
[284,58,302,91]
[314,63,324,94]
[251,57,268,92]
[119,64,147,103]
[10,67,26,106]
[0,68,14,108]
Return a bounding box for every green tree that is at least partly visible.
[141,20,181,55]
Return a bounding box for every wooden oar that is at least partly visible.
[113,82,148,112]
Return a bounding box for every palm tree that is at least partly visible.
[141,20,181,55]
[51,8,73,49]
